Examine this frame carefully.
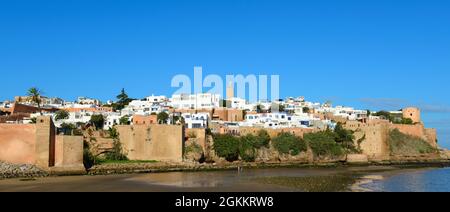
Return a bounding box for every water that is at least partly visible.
[360,167,450,192]
[1,166,450,192]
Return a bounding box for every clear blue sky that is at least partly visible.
[1,0,449,147]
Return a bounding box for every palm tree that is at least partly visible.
[27,87,43,115]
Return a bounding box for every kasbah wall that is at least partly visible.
[345,107,438,160]
[115,124,184,162]
[238,127,317,138]
[0,116,85,174]
[346,120,390,161]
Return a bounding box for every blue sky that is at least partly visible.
[1,0,449,147]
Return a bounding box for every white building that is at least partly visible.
[228,97,248,110]
[61,103,98,110]
[121,96,167,116]
[182,113,209,129]
[170,93,220,110]
[242,112,319,129]
[52,111,93,128]
[77,97,101,106]
[145,95,168,104]
[103,112,123,130]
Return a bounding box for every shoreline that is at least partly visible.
[85,159,450,175]
[2,159,450,180]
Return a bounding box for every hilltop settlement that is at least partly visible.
[1,87,450,178]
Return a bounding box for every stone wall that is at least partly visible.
[345,119,438,160]
[54,135,84,172]
[238,127,316,138]
[345,120,390,161]
[35,116,55,168]
[0,116,85,173]
[0,124,36,164]
[116,124,184,162]
[352,122,390,161]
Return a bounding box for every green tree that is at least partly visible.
[172,115,185,125]
[239,135,257,162]
[272,132,307,156]
[334,123,356,152]
[401,118,414,125]
[304,131,344,157]
[113,88,132,111]
[157,112,169,124]
[54,110,69,121]
[213,134,240,162]
[256,104,263,113]
[119,115,130,125]
[27,87,43,115]
[90,114,104,130]
[278,104,285,112]
[105,138,128,161]
[255,130,271,148]
[303,107,310,113]
[60,122,77,135]
[108,127,119,139]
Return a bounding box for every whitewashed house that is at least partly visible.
[170,93,220,110]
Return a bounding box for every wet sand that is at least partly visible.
[0,166,432,192]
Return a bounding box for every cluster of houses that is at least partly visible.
[0,91,391,135]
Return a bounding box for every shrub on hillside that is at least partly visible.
[272,133,307,156]
[388,129,436,155]
[213,134,240,162]
[83,141,95,169]
[90,114,105,130]
[255,130,271,149]
[239,135,257,162]
[304,131,344,157]
[334,123,359,153]
[213,132,273,162]
[185,142,203,154]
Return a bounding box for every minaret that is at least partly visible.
[226,82,234,100]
